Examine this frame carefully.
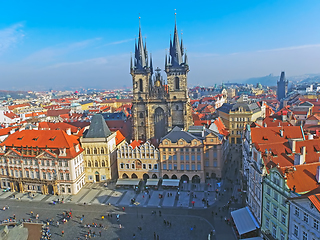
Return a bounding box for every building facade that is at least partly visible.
[80,114,119,182]
[289,193,320,240]
[130,18,193,141]
[218,95,266,144]
[0,129,85,195]
[117,141,159,180]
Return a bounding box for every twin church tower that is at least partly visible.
[130,16,193,141]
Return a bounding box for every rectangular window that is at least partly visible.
[294,207,299,217]
[197,164,201,170]
[60,173,64,180]
[52,161,55,166]
[180,148,183,152]
[41,160,44,166]
[213,152,217,158]
[173,155,177,161]
[174,164,177,170]
[274,192,278,202]
[66,173,70,181]
[197,155,201,161]
[163,155,166,160]
[46,160,50,166]
[314,219,319,230]
[280,230,285,240]
[191,155,195,161]
[186,155,189,161]
[213,161,217,167]
[304,213,309,223]
[43,172,46,179]
[59,161,62,167]
[205,161,209,167]
[293,224,298,237]
[205,152,209,158]
[132,163,135,169]
[266,199,270,212]
[169,164,172,170]
[64,161,68,167]
[272,223,277,238]
[154,164,158,170]
[281,211,286,225]
[191,148,195,152]
[126,164,129,169]
[180,164,184,170]
[282,197,286,207]
[48,173,51,180]
[163,164,167,170]
[273,205,278,218]
[192,164,195,170]
[180,155,184,161]
[148,164,152,169]
[186,164,190,170]
[143,164,146,169]
[26,171,29,178]
[303,231,307,240]
[265,216,270,229]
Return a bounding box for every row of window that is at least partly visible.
[0,159,69,167]
[119,153,155,158]
[0,168,70,181]
[294,207,319,231]
[85,160,107,168]
[119,163,158,170]
[163,163,201,171]
[265,198,287,225]
[231,117,249,122]
[266,186,287,207]
[163,154,204,161]
[265,215,286,240]
[293,224,317,240]
[85,148,107,155]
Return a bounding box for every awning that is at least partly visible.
[231,207,260,236]
[116,179,141,186]
[161,179,180,187]
[146,179,159,186]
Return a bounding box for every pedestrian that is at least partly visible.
[141,214,143,219]
[61,230,64,237]
[149,195,151,199]
[99,231,101,237]
[154,232,156,240]
[133,233,136,239]
[169,222,171,227]
[57,221,59,227]
[164,220,166,225]
[159,210,161,216]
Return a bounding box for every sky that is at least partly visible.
[0,0,320,91]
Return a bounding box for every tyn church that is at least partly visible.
[130,17,193,141]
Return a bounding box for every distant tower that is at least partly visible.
[277,71,288,101]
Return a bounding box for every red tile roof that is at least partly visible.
[38,122,79,133]
[115,130,125,146]
[308,194,320,213]
[4,112,19,119]
[279,162,320,194]
[130,140,140,149]
[47,109,71,117]
[0,129,83,159]
[251,126,303,144]
[8,103,30,110]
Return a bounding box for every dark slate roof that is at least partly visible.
[161,126,199,143]
[217,103,233,113]
[84,114,112,138]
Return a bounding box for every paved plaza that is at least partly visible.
[0,179,218,209]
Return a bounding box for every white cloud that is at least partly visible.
[0,23,25,54]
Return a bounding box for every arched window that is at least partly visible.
[175,77,180,90]
[101,160,106,167]
[88,161,92,167]
[94,148,98,154]
[101,148,104,154]
[86,148,90,154]
[139,112,143,118]
[95,161,98,167]
[139,79,143,92]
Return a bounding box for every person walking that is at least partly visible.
[61,230,64,237]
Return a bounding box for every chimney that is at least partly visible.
[280,129,284,137]
[294,146,306,165]
[316,166,320,183]
[264,123,267,127]
[308,133,313,140]
[282,113,287,122]
[66,128,71,135]
[289,139,296,153]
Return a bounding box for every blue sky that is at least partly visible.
[0,0,320,90]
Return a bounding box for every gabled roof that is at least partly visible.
[115,130,125,145]
[130,140,140,149]
[161,127,200,143]
[308,194,320,213]
[84,114,111,138]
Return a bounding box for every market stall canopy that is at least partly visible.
[161,179,180,187]
[146,179,160,186]
[231,207,260,236]
[116,179,141,186]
